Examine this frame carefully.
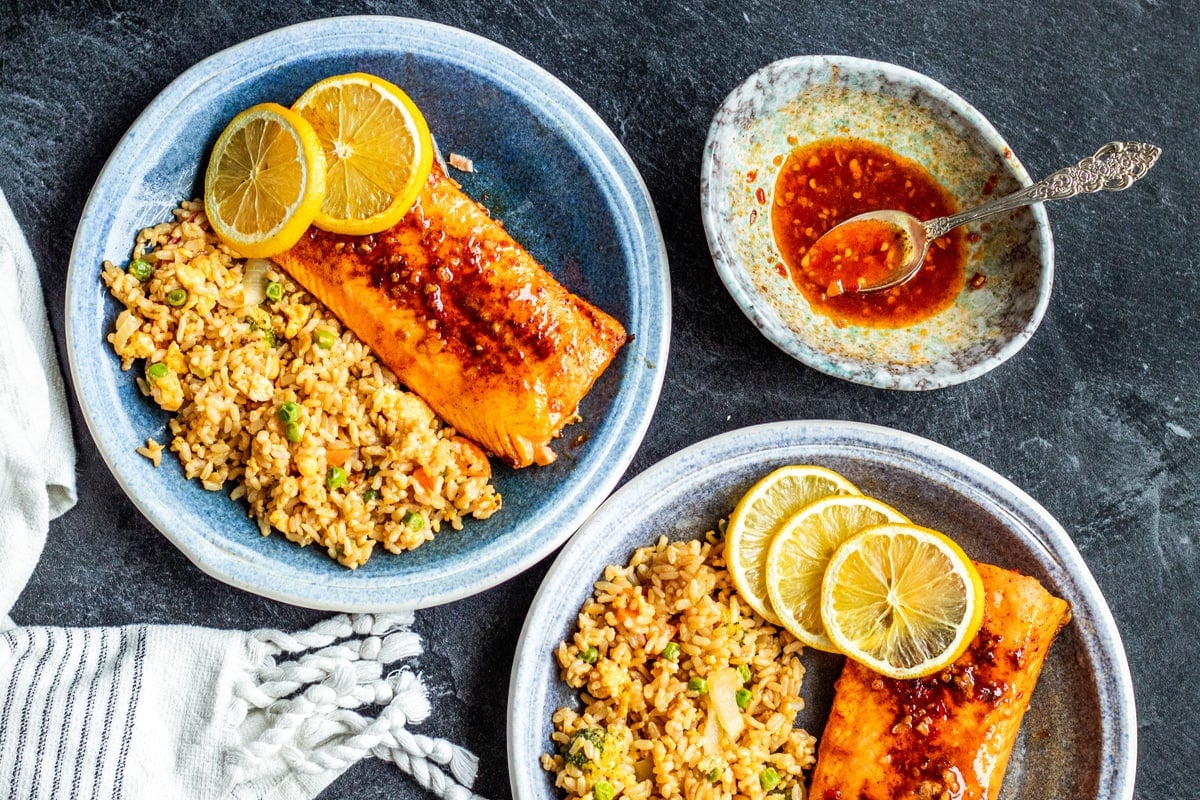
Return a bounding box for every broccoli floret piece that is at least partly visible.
[242,310,279,348]
[246,321,278,347]
[563,728,607,768]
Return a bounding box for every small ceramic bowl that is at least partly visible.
[701,56,1052,390]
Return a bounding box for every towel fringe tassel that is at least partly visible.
[227,613,483,799]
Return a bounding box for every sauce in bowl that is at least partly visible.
[771,138,966,328]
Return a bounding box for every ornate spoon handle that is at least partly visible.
[924,141,1162,239]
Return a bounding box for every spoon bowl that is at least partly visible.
[811,209,929,293]
[824,141,1162,294]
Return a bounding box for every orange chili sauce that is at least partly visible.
[771,138,966,328]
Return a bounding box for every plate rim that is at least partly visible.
[63,15,672,610]
[507,419,1135,800]
[699,54,1055,391]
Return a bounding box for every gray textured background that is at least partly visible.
[2,1,1197,798]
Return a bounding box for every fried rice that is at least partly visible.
[542,531,816,800]
[101,200,501,568]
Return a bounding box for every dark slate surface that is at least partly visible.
[2,1,1197,798]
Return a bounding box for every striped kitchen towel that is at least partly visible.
[0,615,483,800]
[0,188,485,799]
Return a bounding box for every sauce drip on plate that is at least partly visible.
[771,138,967,328]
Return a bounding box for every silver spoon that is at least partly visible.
[818,141,1162,293]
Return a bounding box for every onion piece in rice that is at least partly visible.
[111,309,141,352]
[707,666,745,740]
[239,257,272,307]
[217,257,272,308]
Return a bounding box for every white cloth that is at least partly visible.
[0,188,485,800]
[0,187,77,627]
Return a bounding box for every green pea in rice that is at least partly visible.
[542,532,816,800]
[101,200,501,568]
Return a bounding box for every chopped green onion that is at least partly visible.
[363,489,380,502]
[737,663,752,683]
[265,281,284,302]
[661,642,680,661]
[284,422,302,443]
[365,465,381,478]
[735,688,752,709]
[579,646,598,664]
[688,677,708,695]
[277,401,301,424]
[706,767,722,783]
[313,328,336,349]
[166,288,188,306]
[326,466,347,490]
[592,782,614,800]
[403,511,424,531]
[146,362,168,380]
[128,258,153,281]
[759,768,780,791]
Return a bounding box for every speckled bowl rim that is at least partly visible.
[64,16,671,611]
[508,421,1135,800]
[700,56,1054,390]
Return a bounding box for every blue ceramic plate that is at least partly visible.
[65,17,670,610]
[509,421,1134,800]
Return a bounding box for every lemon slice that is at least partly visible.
[291,72,434,235]
[204,102,327,258]
[766,495,909,651]
[821,523,985,679]
[725,465,860,624]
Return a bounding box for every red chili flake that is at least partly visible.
[969,272,987,289]
[755,187,767,204]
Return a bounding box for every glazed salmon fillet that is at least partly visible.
[274,168,626,468]
[809,562,1071,800]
